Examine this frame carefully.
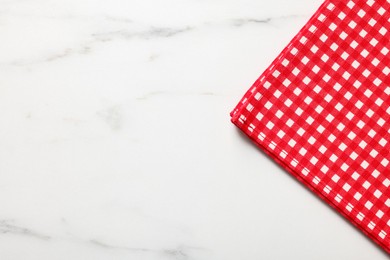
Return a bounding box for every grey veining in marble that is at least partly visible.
[0,0,388,259]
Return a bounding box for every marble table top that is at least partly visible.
[0,0,388,259]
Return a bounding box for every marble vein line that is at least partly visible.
[88,240,208,260]
[231,14,307,27]
[0,220,51,240]
[0,219,207,259]
[0,13,308,68]
[135,90,220,101]
[91,26,194,41]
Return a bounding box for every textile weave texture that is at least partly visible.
[231,0,390,253]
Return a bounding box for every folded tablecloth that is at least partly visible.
[231,0,390,253]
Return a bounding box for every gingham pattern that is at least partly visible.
[231,0,390,253]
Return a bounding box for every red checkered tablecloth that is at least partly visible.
[231,0,390,253]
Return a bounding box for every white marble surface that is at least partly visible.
[0,0,388,259]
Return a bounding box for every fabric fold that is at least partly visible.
[231,0,390,253]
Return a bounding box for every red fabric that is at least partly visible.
[231,0,390,254]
